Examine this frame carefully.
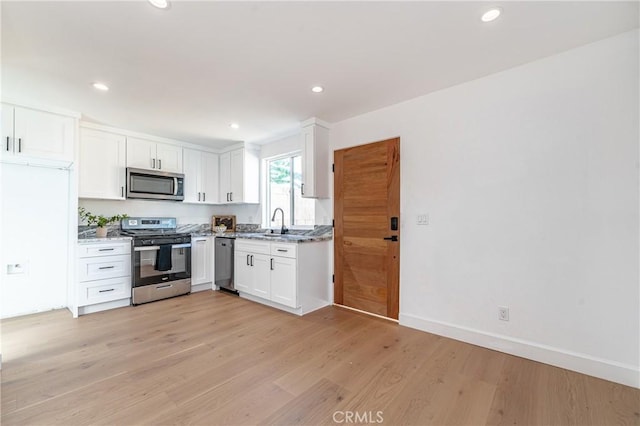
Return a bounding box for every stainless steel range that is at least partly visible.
[121,217,191,305]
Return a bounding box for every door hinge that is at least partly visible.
[332,163,335,173]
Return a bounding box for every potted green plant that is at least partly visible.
[78,207,128,238]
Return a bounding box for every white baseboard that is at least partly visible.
[399,313,640,389]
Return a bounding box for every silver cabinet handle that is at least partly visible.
[157,284,173,289]
[198,192,201,201]
[301,183,305,195]
[226,192,230,202]
[270,258,274,270]
[98,248,114,252]
[152,158,156,169]
[203,192,206,202]
[5,137,9,152]
[246,254,250,266]
[18,138,22,153]
[121,186,124,197]
[99,288,115,293]
[250,255,254,266]
[229,192,233,202]
[158,159,162,170]
[277,249,288,252]
[98,266,115,270]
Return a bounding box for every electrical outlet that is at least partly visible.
[416,214,429,225]
[498,306,509,321]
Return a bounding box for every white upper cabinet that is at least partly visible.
[183,148,219,204]
[301,120,330,199]
[219,147,259,204]
[127,137,183,173]
[1,103,75,165]
[79,128,126,200]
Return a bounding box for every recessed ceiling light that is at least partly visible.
[92,82,109,92]
[148,0,169,9]
[481,8,502,22]
[311,86,324,93]
[230,123,240,129]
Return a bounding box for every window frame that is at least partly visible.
[263,152,314,230]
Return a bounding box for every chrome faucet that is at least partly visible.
[271,208,288,234]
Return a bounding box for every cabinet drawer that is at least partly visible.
[235,239,270,255]
[78,254,131,282]
[78,276,131,306]
[78,242,131,258]
[270,242,297,259]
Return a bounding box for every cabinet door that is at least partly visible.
[182,148,202,203]
[127,137,156,170]
[1,105,14,159]
[13,106,74,162]
[229,149,244,203]
[301,126,315,198]
[301,124,329,198]
[219,152,231,203]
[156,142,183,173]
[234,250,253,294]
[270,256,297,308]
[251,253,271,299]
[79,128,126,200]
[201,152,219,204]
[191,237,211,285]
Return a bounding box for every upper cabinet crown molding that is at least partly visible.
[300,117,331,130]
[2,99,81,119]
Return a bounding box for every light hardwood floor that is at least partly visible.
[1,291,638,425]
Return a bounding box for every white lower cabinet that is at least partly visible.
[191,236,214,291]
[76,240,132,316]
[234,239,329,315]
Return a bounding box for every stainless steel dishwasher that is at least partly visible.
[214,236,236,293]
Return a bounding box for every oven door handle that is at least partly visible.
[134,243,191,252]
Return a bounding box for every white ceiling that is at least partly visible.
[2,1,638,149]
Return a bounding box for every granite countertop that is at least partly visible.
[78,224,333,244]
[231,233,332,243]
[77,236,133,243]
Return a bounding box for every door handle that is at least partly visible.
[158,159,162,170]
[5,136,9,152]
[152,158,155,169]
[18,138,22,153]
[250,255,254,266]
[198,192,201,201]
[383,236,398,242]
[246,254,250,266]
[203,192,206,202]
[270,258,274,270]
[230,192,233,202]
[301,183,305,195]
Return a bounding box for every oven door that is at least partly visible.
[133,243,191,287]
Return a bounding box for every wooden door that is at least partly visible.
[334,138,400,319]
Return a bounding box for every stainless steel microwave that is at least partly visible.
[126,168,185,201]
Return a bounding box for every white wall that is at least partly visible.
[322,30,639,387]
[1,164,70,318]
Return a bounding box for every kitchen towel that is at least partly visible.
[155,244,173,271]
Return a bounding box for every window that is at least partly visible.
[266,154,315,227]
